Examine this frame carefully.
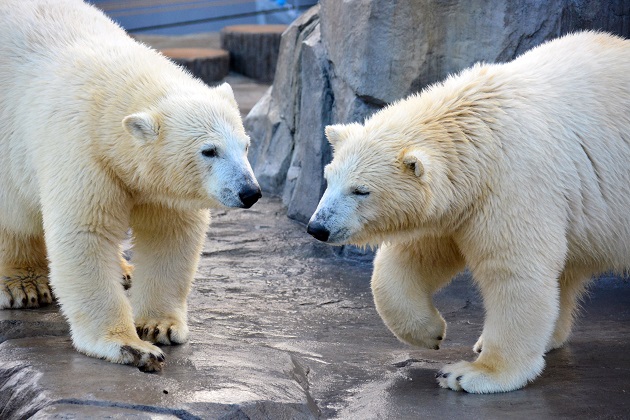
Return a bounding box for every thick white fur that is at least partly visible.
[0,0,259,370]
[310,32,630,393]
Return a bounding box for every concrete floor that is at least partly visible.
[1,197,629,419]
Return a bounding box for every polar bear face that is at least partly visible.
[308,122,442,246]
[122,83,261,209]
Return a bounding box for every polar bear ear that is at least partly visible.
[214,82,239,109]
[325,123,362,149]
[122,112,159,143]
[402,149,428,178]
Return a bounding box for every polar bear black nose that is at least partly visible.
[239,185,262,208]
[307,222,330,242]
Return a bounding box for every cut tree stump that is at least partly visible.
[220,24,288,83]
[161,47,230,85]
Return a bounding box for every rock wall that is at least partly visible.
[245,0,630,226]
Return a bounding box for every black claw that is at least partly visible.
[126,274,131,280]
[31,297,36,303]
[138,364,157,373]
[436,335,443,340]
[441,373,450,379]
[157,354,165,362]
[22,297,27,305]
[433,345,440,350]
[136,326,143,337]
[9,299,14,306]
[121,345,142,364]
[43,293,49,299]
[456,375,463,382]
[167,327,173,340]
[143,327,149,337]
[435,372,441,378]
[155,328,161,336]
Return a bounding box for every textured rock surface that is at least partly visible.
[245,0,630,225]
[1,197,630,418]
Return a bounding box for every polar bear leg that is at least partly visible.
[0,232,52,309]
[130,205,209,345]
[41,183,164,371]
[371,237,465,349]
[546,269,590,352]
[437,259,560,393]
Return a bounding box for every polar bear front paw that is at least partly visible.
[75,329,165,372]
[0,268,53,309]
[436,356,544,393]
[119,340,165,372]
[397,322,445,350]
[136,317,189,345]
[386,310,446,350]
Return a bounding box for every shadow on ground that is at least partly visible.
[1,197,629,419]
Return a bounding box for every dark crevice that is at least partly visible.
[289,354,320,417]
[52,399,201,420]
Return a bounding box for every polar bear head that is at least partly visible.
[307,100,477,246]
[121,83,261,209]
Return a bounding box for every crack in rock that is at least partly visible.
[289,354,320,417]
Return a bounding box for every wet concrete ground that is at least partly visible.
[1,197,629,419]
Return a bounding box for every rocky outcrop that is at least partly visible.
[244,0,630,225]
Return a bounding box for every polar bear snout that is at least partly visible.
[238,184,262,208]
[306,221,330,242]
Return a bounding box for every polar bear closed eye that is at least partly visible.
[308,31,630,393]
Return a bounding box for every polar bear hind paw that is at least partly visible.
[0,268,52,309]
[120,258,133,290]
[136,317,189,345]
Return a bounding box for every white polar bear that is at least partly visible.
[0,0,261,371]
[308,31,630,393]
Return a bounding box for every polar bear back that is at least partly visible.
[478,32,630,271]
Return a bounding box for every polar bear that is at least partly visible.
[0,0,261,371]
[307,31,630,393]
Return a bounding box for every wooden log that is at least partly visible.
[160,47,230,85]
[220,24,287,83]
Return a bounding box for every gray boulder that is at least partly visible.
[245,0,630,227]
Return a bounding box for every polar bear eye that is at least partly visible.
[352,186,370,196]
[201,147,218,158]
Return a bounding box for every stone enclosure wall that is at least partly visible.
[245,0,630,228]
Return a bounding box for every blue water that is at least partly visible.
[88,0,316,35]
